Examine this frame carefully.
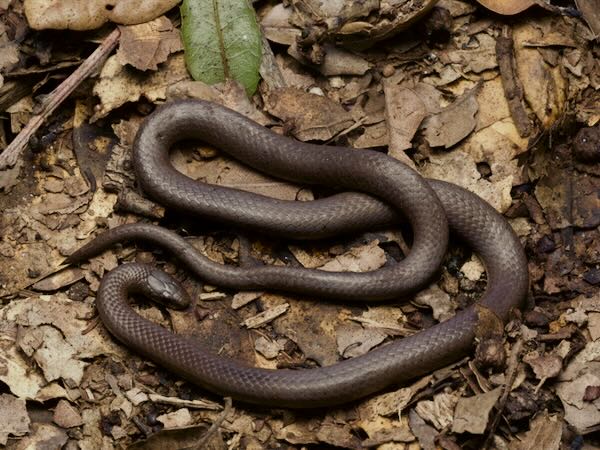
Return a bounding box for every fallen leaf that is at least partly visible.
[24,0,179,30]
[384,79,441,155]
[359,416,415,447]
[510,410,562,450]
[421,149,514,213]
[254,336,285,359]
[31,267,85,291]
[409,408,437,450]
[452,388,502,434]
[157,408,192,429]
[12,423,67,449]
[556,372,600,433]
[53,399,84,428]
[422,87,479,148]
[336,323,386,358]
[261,3,300,46]
[289,43,371,77]
[273,297,341,366]
[415,392,459,430]
[414,284,456,322]
[264,87,354,141]
[128,425,213,449]
[92,53,190,120]
[576,0,600,38]
[277,418,361,448]
[0,394,30,445]
[181,0,262,95]
[475,0,536,15]
[319,240,386,273]
[116,16,183,71]
[440,33,498,74]
[513,19,569,128]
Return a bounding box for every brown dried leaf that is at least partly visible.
[576,0,600,38]
[277,418,361,449]
[409,408,437,450]
[510,411,562,450]
[415,392,458,430]
[513,19,569,128]
[116,16,182,71]
[273,297,340,366]
[336,323,386,358]
[92,53,190,120]
[422,87,479,148]
[414,284,455,322]
[556,372,600,433]
[53,399,84,428]
[261,3,300,45]
[265,87,354,141]
[0,394,30,445]
[452,388,502,434]
[384,79,441,155]
[475,0,535,15]
[24,0,179,30]
[421,149,514,213]
[157,408,192,429]
[13,423,67,449]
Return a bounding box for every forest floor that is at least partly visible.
[1,0,600,448]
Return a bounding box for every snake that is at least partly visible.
[68,100,529,408]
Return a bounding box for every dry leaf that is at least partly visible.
[415,392,458,430]
[414,284,456,322]
[53,400,84,428]
[265,88,354,141]
[0,394,30,445]
[336,323,386,358]
[556,372,600,433]
[409,409,437,450]
[576,0,600,37]
[452,388,502,434]
[422,87,479,149]
[475,0,536,15]
[13,423,67,449]
[384,80,441,155]
[24,0,179,30]
[513,19,569,128]
[92,53,190,120]
[116,16,183,71]
[157,408,192,429]
[510,411,562,450]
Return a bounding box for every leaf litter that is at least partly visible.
[0,0,599,448]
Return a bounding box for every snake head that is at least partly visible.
[145,270,190,310]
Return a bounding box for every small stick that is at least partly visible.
[191,397,232,449]
[482,338,524,449]
[0,27,121,170]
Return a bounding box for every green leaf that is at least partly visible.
[181,0,262,95]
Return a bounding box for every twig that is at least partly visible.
[482,338,524,449]
[190,397,232,449]
[0,27,121,170]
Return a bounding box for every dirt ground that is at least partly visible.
[1,0,600,448]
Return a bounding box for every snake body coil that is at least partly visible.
[70,100,528,408]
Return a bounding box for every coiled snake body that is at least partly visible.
[69,100,528,408]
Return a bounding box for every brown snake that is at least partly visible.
[68,100,528,408]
